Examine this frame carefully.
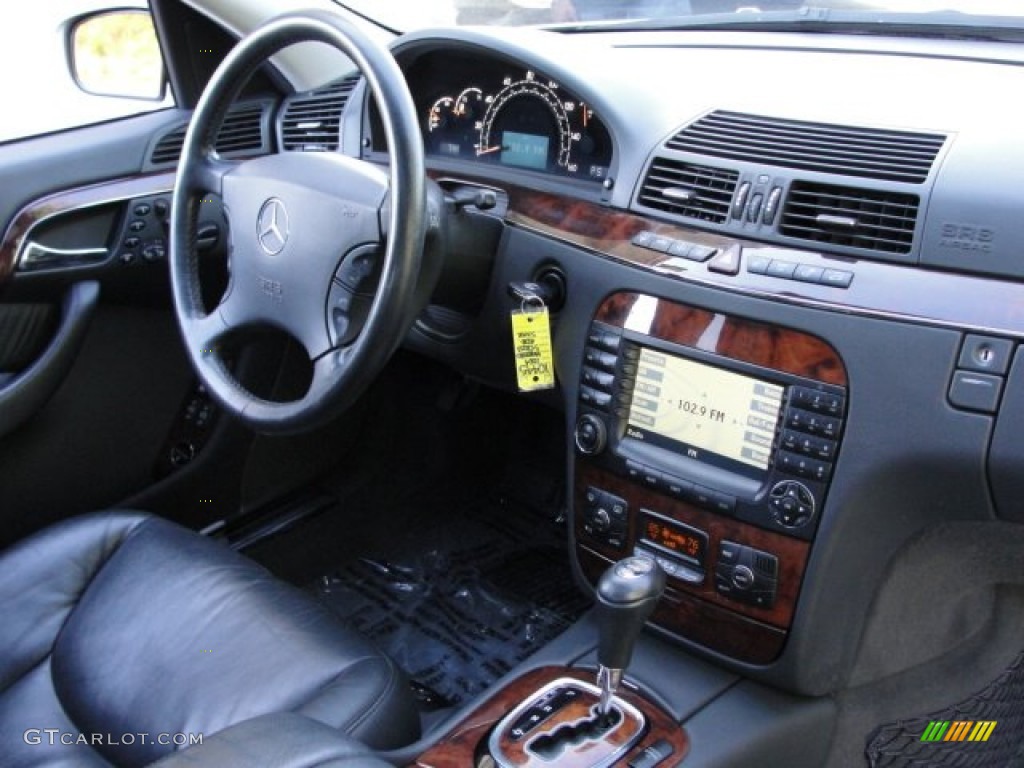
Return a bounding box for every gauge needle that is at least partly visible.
[475,145,506,156]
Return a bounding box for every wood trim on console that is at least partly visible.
[413,666,688,768]
[0,172,176,284]
[574,294,844,664]
[595,293,847,386]
[576,464,811,631]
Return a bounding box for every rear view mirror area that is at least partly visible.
[70,10,164,101]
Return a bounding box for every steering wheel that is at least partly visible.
[170,11,435,434]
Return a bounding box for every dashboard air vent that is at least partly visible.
[638,158,739,225]
[780,181,919,254]
[280,75,359,151]
[149,102,269,166]
[668,111,946,184]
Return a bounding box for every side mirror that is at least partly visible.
[69,10,165,101]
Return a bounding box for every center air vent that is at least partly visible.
[780,181,919,255]
[149,101,270,167]
[637,159,739,225]
[668,111,946,184]
[280,75,360,152]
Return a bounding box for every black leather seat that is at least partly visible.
[0,512,419,767]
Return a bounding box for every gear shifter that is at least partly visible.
[595,555,666,719]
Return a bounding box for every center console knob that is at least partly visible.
[574,414,607,455]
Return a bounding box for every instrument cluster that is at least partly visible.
[406,50,614,182]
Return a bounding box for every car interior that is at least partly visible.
[1,1,1023,766]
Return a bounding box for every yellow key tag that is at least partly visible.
[511,305,555,392]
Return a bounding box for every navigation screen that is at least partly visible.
[625,348,784,474]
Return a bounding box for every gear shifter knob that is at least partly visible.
[596,555,667,671]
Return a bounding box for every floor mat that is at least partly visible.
[866,652,1024,767]
[312,495,591,707]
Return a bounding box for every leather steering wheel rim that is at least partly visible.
[170,10,426,435]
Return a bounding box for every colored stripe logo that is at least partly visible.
[921,721,997,743]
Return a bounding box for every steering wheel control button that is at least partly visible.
[948,371,1003,414]
[336,246,383,295]
[959,335,1013,375]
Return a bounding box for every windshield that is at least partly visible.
[336,1,1024,34]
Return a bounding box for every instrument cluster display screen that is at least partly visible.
[625,348,785,475]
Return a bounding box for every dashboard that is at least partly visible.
[354,26,1024,698]
[374,49,613,183]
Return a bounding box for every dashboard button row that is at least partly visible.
[747,254,854,289]
[631,231,718,263]
[625,460,736,514]
[780,429,835,462]
[580,324,622,416]
[785,408,841,440]
[791,386,845,417]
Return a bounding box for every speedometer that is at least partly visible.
[476,71,574,173]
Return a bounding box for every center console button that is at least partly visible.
[581,366,615,391]
[731,565,755,590]
[662,474,692,499]
[641,468,663,491]
[584,349,618,372]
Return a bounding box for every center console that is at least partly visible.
[573,292,848,664]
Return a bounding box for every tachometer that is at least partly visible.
[476,71,573,172]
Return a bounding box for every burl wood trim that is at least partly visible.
[595,292,847,386]
[0,172,176,284]
[577,547,787,665]
[576,463,810,630]
[413,667,688,768]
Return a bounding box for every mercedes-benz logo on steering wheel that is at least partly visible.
[257,198,290,256]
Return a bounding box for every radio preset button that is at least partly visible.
[781,429,836,463]
[777,451,832,482]
[786,408,841,439]
[625,460,644,483]
[792,387,845,417]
